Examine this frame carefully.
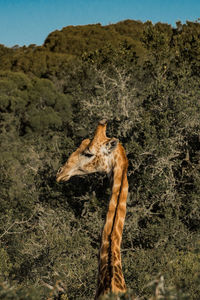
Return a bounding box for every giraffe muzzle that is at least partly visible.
[56,173,70,182]
[56,167,71,182]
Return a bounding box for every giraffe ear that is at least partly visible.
[105,138,119,153]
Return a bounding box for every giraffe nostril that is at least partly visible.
[57,167,63,174]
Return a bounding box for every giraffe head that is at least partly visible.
[56,120,119,182]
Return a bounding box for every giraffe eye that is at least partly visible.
[82,151,94,158]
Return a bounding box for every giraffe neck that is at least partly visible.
[95,150,128,299]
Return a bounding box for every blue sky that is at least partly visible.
[0,0,200,47]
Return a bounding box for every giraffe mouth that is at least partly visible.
[56,174,70,182]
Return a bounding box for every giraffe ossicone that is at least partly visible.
[56,120,128,299]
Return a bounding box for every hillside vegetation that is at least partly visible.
[0,20,200,299]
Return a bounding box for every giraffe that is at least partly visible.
[56,119,128,299]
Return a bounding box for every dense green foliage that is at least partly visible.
[0,20,200,299]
